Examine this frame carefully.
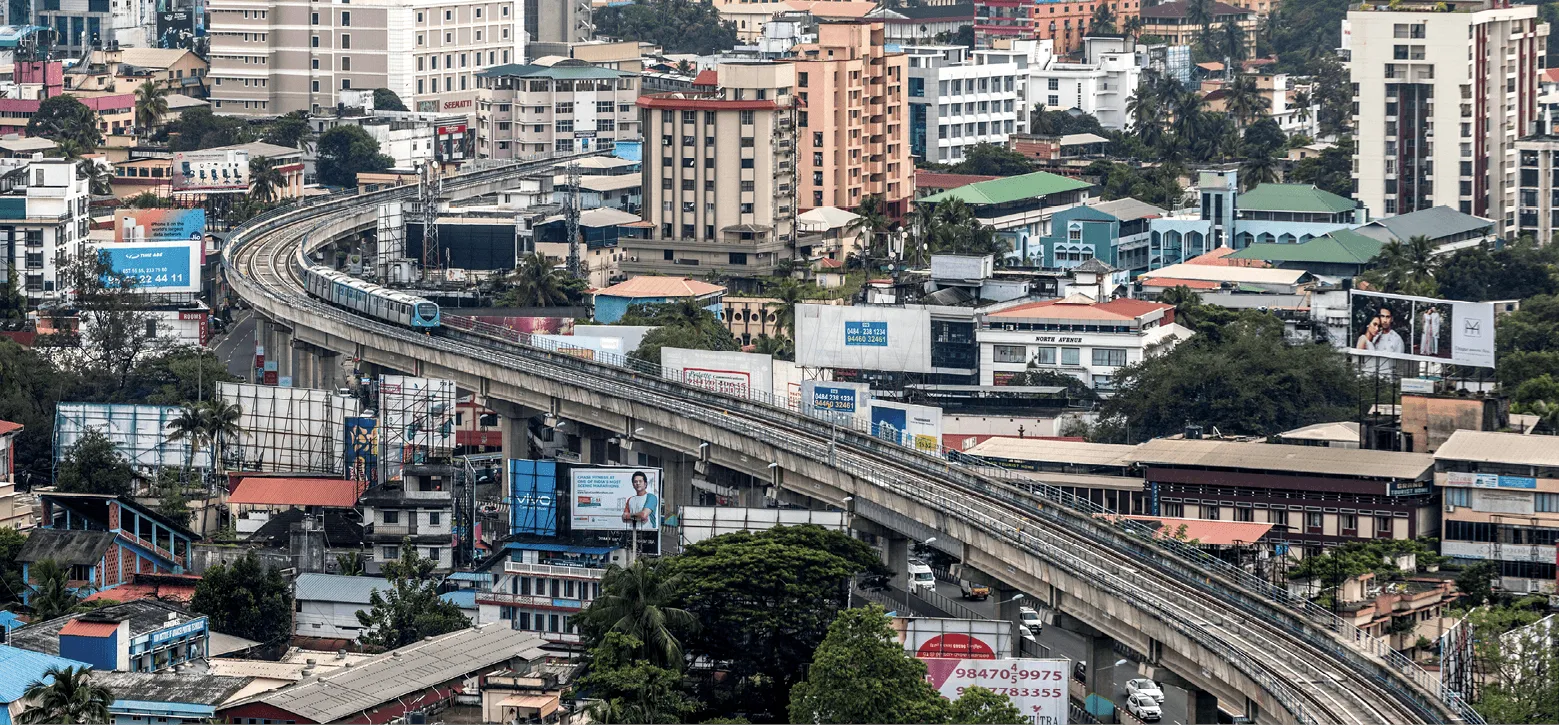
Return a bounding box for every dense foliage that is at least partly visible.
[625,300,741,364]
[596,0,738,55]
[190,552,294,644]
[356,542,471,649]
[316,126,394,187]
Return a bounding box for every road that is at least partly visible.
[930,580,1192,725]
[210,308,256,380]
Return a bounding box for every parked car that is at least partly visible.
[1127,693,1162,721]
[1126,678,1165,703]
[1018,606,1044,635]
[907,558,936,592]
[959,578,990,600]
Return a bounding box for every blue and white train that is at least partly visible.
[300,262,442,329]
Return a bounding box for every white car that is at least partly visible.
[907,559,936,591]
[1126,678,1165,703]
[1127,693,1162,722]
[1018,606,1044,635]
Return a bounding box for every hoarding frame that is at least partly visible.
[795,304,934,373]
[114,208,206,243]
[172,148,251,193]
[1347,290,1495,368]
[94,239,203,293]
[921,657,1069,725]
[569,466,662,532]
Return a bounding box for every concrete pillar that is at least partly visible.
[319,351,340,390]
[251,318,267,384]
[488,400,535,462]
[1192,689,1219,724]
[661,453,695,515]
[886,534,910,591]
[275,328,294,383]
[1085,634,1116,696]
[581,436,608,465]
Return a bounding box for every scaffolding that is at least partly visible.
[372,201,406,282]
[376,374,457,483]
[215,382,357,474]
[53,402,208,472]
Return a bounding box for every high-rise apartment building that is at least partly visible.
[905,45,1022,164]
[623,63,800,280]
[207,0,524,117]
[474,58,641,159]
[1345,0,1547,231]
[0,159,92,304]
[793,22,913,216]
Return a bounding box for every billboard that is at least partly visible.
[1348,290,1495,368]
[795,304,933,373]
[1445,472,1538,490]
[509,458,559,536]
[532,333,625,361]
[156,9,196,48]
[378,375,457,482]
[801,380,870,414]
[662,348,774,399]
[870,400,944,453]
[679,506,848,545]
[173,149,250,192]
[96,240,202,293]
[345,417,378,483]
[570,467,661,532]
[470,316,575,335]
[894,617,1014,660]
[921,658,1069,725]
[217,382,355,474]
[114,208,206,243]
[54,402,210,470]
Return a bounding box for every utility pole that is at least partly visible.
[419,163,442,286]
[564,161,584,280]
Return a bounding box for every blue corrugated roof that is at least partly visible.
[0,645,91,703]
[502,542,616,554]
[440,590,477,608]
[446,572,491,583]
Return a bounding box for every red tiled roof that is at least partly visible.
[83,581,197,604]
[691,70,718,87]
[60,619,120,637]
[1112,515,1274,546]
[915,171,1000,191]
[988,297,1172,321]
[0,419,21,436]
[595,276,725,299]
[229,477,363,508]
[1544,68,1559,84]
[1186,248,1270,268]
[815,257,844,269]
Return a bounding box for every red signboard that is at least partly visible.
[262,370,278,385]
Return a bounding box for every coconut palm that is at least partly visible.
[1367,235,1440,297]
[1290,89,1312,124]
[1187,0,1212,31]
[1122,15,1145,45]
[1127,79,1165,148]
[77,159,112,196]
[765,279,809,337]
[27,560,79,622]
[844,194,893,270]
[500,253,569,307]
[589,558,697,669]
[1089,1,1117,34]
[1240,152,1280,187]
[166,402,209,471]
[1221,19,1247,62]
[133,80,169,138]
[202,397,242,478]
[249,156,285,204]
[1222,73,1265,128]
[19,666,113,724]
[1170,90,1205,141]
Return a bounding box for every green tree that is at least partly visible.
[1241,118,1287,159]
[1098,315,1358,441]
[261,112,316,153]
[18,666,113,724]
[595,0,739,55]
[948,686,1027,725]
[1221,19,1247,62]
[586,558,697,669]
[56,248,160,387]
[1467,601,1559,723]
[54,429,135,496]
[154,468,192,525]
[133,80,169,137]
[924,198,1004,257]
[846,194,895,270]
[665,525,884,720]
[765,279,810,338]
[1028,108,1106,137]
[126,347,240,405]
[1,266,25,321]
[164,107,253,151]
[120,191,171,209]
[372,88,409,111]
[1288,136,1354,198]
[27,559,79,622]
[336,550,365,575]
[190,551,293,644]
[788,605,952,724]
[0,526,25,604]
[1221,73,1265,128]
[625,301,739,365]
[1089,1,1117,33]
[944,142,1035,176]
[1365,235,1440,297]
[497,253,571,307]
[751,333,794,361]
[577,632,702,724]
[356,541,470,649]
[1455,560,1498,607]
[1436,239,1558,303]
[315,126,394,187]
[249,156,284,203]
[1008,363,1099,402]
[27,95,102,151]
[1239,152,1280,187]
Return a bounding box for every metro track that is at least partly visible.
[226,163,1465,725]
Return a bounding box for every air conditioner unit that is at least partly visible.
[1445,502,1456,513]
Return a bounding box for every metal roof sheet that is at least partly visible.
[90,671,254,706]
[1354,205,1495,244]
[1434,430,1559,468]
[918,170,1091,206]
[1089,198,1166,221]
[1139,263,1309,285]
[15,529,115,566]
[964,438,1139,467]
[1234,184,1357,214]
[1226,229,1384,265]
[229,477,362,508]
[292,573,389,605]
[1131,438,1433,480]
[0,646,91,703]
[226,625,547,723]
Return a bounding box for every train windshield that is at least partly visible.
[415,303,439,319]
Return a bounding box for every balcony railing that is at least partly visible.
[505,561,607,580]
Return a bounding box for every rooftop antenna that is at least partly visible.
[419,163,443,286]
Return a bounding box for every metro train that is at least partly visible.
[300,262,442,329]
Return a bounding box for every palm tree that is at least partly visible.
[166,402,208,472]
[674,59,695,75]
[1240,152,1280,187]
[765,279,809,337]
[249,156,285,203]
[1170,90,1204,141]
[133,80,169,138]
[589,558,697,669]
[501,253,569,307]
[27,560,79,622]
[1127,79,1165,148]
[1186,0,1213,37]
[19,666,113,724]
[1221,19,1246,62]
[1222,73,1265,128]
[844,194,893,271]
[1122,15,1145,45]
[1368,235,1440,297]
[1290,89,1312,125]
[77,159,112,196]
[1089,2,1117,34]
[202,397,242,479]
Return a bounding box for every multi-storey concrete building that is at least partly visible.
[475,58,640,159]
[793,22,913,216]
[1137,0,1253,47]
[623,62,799,281]
[1025,36,1142,130]
[207,0,525,117]
[1437,430,1559,594]
[1344,0,1547,231]
[905,45,1021,163]
[1025,0,1144,56]
[0,158,92,304]
[1513,130,1559,242]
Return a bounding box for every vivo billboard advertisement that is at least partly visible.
[97,240,202,293]
[796,304,933,373]
[509,458,559,536]
[570,467,662,532]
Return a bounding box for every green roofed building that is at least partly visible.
[1226,229,1384,277]
[1233,183,1367,224]
[916,170,1093,260]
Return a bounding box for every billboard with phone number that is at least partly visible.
[97,240,202,293]
[921,658,1069,725]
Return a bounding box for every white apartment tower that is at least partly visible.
[1345,0,1547,233]
[208,0,525,117]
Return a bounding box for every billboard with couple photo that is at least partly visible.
[1349,290,1495,368]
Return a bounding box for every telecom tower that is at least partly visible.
[419,163,443,286]
[564,161,584,279]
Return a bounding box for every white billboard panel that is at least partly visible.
[679,506,848,545]
[574,325,654,353]
[773,359,817,409]
[795,304,933,373]
[379,375,457,482]
[894,617,1014,660]
[173,149,250,193]
[662,348,775,399]
[921,658,1069,725]
[571,467,662,531]
[1348,290,1495,368]
[216,382,356,473]
[54,402,209,470]
[870,400,944,453]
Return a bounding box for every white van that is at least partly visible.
[907,558,936,592]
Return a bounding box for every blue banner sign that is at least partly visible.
[844,320,888,346]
